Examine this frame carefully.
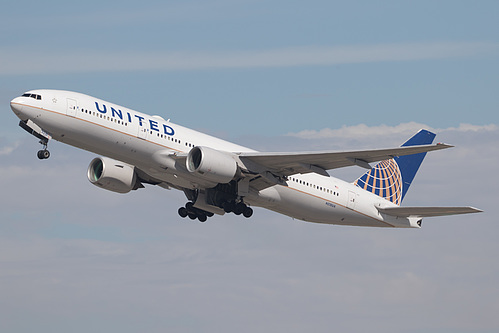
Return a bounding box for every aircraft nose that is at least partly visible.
[10,97,25,118]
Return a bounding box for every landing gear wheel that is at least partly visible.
[243,207,253,218]
[233,202,245,215]
[198,214,207,222]
[223,201,234,213]
[37,149,50,160]
[178,207,188,218]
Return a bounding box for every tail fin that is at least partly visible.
[354,129,436,205]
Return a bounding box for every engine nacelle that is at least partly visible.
[186,146,238,184]
[87,157,137,194]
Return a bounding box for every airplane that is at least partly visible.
[10,89,481,228]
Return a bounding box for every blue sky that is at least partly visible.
[1,1,499,332]
[2,0,499,139]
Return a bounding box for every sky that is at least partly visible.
[1,1,498,332]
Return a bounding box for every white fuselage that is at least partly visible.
[11,89,411,228]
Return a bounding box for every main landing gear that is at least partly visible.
[222,201,253,218]
[178,201,253,222]
[178,202,214,222]
[179,184,253,223]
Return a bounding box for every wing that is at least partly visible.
[377,206,483,218]
[166,142,451,191]
[238,143,452,178]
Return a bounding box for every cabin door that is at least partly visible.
[347,191,357,210]
[66,98,78,117]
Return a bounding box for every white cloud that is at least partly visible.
[1,41,498,75]
[287,122,498,140]
[0,141,19,155]
[439,123,498,132]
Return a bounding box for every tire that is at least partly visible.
[243,207,253,218]
[178,207,188,218]
[233,203,245,215]
[223,202,234,213]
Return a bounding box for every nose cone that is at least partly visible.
[10,97,25,119]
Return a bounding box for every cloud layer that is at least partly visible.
[1,123,497,333]
[2,41,498,75]
[287,122,498,140]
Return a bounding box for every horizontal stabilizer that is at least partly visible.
[377,206,482,218]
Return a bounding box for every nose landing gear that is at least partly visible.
[18,120,51,160]
[37,139,50,160]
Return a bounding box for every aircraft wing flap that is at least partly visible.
[377,206,483,218]
[238,143,452,177]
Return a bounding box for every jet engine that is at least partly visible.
[186,146,238,184]
[87,157,138,194]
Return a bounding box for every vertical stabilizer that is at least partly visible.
[354,129,436,205]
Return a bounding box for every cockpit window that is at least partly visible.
[22,93,42,100]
